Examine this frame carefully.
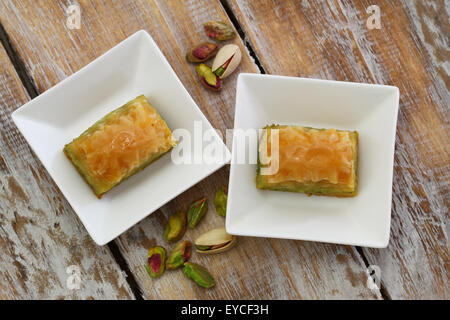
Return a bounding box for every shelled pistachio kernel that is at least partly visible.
[166,240,192,270]
[196,64,222,91]
[204,21,236,41]
[186,42,217,63]
[163,211,187,243]
[184,262,215,288]
[187,197,208,228]
[214,186,227,217]
[146,246,166,278]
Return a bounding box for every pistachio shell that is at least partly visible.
[198,239,235,255]
[195,227,232,246]
[195,227,236,254]
[212,44,242,79]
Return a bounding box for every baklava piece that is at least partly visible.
[64,95,177,198]
[256,125,358,197]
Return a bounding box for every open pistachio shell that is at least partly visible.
[211,44,242,79]
[195,227,236,254]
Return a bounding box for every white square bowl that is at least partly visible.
[12,30,230,245]
[226,74,399,248]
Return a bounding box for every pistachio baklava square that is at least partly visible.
[256,125,358,197]
[64,95,177,198]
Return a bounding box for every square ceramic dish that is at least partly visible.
[226,74,399,248]
[12,30,230,245]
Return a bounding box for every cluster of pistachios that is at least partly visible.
[145,186,231,288]
[186,21,242,91]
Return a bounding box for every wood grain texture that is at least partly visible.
[0,43,134,299]
[0,0,380,299]
[226,0,449,299]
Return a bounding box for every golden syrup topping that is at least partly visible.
[72,99,174,186]
[266,127,355,187]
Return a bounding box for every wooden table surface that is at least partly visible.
[0,0,448,299]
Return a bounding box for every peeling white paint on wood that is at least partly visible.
[0,45,134,299]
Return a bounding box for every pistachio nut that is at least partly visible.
[196,64,222,91]
[212,44,242,79]
[187,197,208,229]
[146,246,166,278]
[195,227,236,254]
[163,211,187,243]
[166,240,192,270]
[204,21,236,41]
[184,262,215,288]
[186,42,217,63]
[214,186,227,217]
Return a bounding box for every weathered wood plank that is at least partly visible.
[226,0,449,299]
[0,40,134,299]
[0,0,380,299]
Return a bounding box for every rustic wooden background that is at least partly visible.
[0,0,448,299]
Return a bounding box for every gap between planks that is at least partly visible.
[220,0,266,74]
[0,22,38,98]
[0,21,142,300]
